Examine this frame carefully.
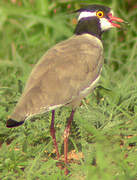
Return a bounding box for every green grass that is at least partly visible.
[0,0,137,179]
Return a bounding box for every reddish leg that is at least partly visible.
[50,110,60,159]
[64,109,75,175]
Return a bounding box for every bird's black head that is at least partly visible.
[74,4,124,39]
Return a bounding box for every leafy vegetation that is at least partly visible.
[0,0,137,179]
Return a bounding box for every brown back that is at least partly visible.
[10,34,103,121]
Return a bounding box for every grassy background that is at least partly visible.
[0,0,137,179]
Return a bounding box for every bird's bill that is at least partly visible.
[108,13,124,28]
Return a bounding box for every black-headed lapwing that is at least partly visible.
[6,4,124,174]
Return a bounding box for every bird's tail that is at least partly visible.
[6,111,25,128]
[6,118,24,128]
